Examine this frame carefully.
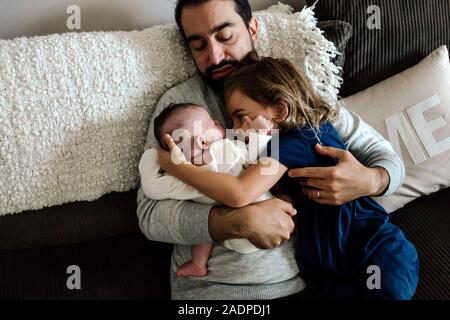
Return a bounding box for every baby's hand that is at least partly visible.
[244,115,273,135]
[157,134,189,175]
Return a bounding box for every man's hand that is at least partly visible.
[209,198,297,249]
[288,144,390,205]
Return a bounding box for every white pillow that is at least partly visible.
[344,46,450,213]
[0,4,341,215]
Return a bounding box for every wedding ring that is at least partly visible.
[317,190,320,199]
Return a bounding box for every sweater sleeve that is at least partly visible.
[137,187,214,245]
[333,106,406,196]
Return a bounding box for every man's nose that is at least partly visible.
[208,41,225,66]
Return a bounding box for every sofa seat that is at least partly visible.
[0,188,448,300]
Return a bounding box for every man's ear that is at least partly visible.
[248,16,259,43]
[195,135,210,150]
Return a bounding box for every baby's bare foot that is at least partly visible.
[176,262,208,277]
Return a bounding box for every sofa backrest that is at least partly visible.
[0,4,342,217]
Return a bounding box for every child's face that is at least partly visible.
[225,89,279,131]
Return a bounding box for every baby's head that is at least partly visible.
[223,51,338,132]
[153,103,225,161]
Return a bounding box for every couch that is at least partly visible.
[1,0,449,300]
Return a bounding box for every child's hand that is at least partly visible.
[157,134,188,175]
[244,115,273,135]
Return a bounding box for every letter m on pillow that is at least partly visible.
[385,95,450,164]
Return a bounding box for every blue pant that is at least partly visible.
[295,196,419,300]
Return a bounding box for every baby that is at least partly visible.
[139,103,273,277]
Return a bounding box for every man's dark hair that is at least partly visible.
[175,0,253,40]
[153,103,196,149]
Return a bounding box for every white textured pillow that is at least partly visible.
[0,4,341,215]
[344,46,450,213]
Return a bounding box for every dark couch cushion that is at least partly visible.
[308,0,450,97]
[0,233,172,300]
[0,190,139,250]
[1,188,448,300]
[390,188,450,300]
[317,20,353,75]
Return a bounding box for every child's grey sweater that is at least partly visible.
[137,73,405,300]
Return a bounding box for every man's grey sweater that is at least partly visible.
[137,73,405,300]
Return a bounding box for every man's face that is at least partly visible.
[181,0,258,87]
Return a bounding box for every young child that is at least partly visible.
[139,102,275,277]
[157,53,419,300]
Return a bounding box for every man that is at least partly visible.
[137,0,405,300]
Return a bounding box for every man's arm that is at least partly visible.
[137,187,297,247]
[333,107,405,195]
[288,107,405,205]
[208,198,297,249]
[137,187,214,244]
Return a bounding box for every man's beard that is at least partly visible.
[200,38,256,93]
[200,59,239,92]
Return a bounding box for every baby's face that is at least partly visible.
[165,106,225,161]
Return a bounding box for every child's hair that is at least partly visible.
[223,51,338,132]
[153,103,198,149]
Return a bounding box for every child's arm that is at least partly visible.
[158,134,287,208]
[246,131,272,165]
[244,115,273,165]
